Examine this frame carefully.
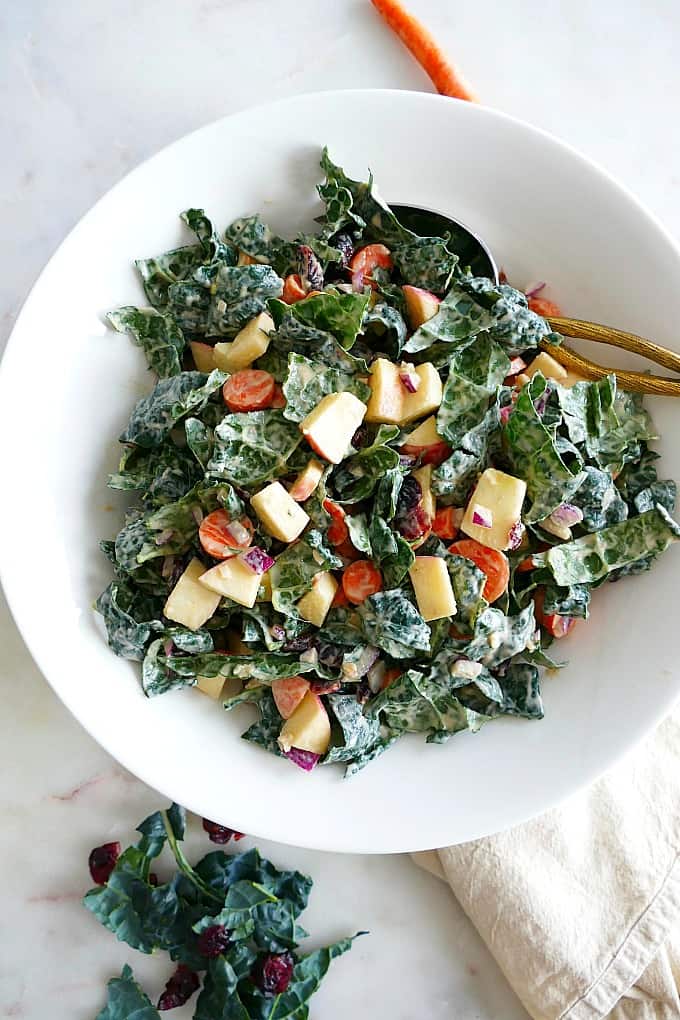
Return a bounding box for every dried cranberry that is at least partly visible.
[332,233,355,269]
[310,679,342,694]
[252,952,296,997]
[281,633,316,653]
[356,680,371,705]
[202,819,245,844]
[88,842,121,885]
[296,245,324,291]
[197,924,232,958]
[157,965,200,1010]
[315,641,344,670]
[351,425,369,449]
[396,504,431,540]
[396,476,422,515]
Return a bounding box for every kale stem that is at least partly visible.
[161,810,222,903]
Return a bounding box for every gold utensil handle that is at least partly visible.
[541,341,680,396]
[547,316,680,375]
[542,316,680,396]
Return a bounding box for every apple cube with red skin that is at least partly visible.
[403,285,441,330]
[300,392,367,464]
[278,691,331,754]
[190,341,216,373]
[401,415,451,466]
[288,459,325,501]
[272,676,310,720]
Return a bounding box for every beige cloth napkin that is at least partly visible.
[414,707,680,1019]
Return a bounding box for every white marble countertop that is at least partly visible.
[3,1,680,1017]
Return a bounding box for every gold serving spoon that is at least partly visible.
[392,203,680,396]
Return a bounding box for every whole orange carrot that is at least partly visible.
[371,0,477,101]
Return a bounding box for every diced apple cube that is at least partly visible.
[251,481,310,542]
[402,415,450,466]
[403,285,441,330]
[523,351,568,385]
[413,464,435,522]
[213,312,273,372]
[257,572,272,602]
[300,392,367,464]
[403,415,440,447]
[198,555,264,608]
[461,468,527,551]
[288,458,325,501]
[365,358,403,424]
[278,691,331,754]
[190,341,216,373]
[401,363,443,424]
[365,359,442,425]
[296,572,338,627]
[163,558,221,631]
[272,676,310,719]
[409,557,457,621]
[196,674,225,699]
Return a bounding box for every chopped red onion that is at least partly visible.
[155,528,174,546]
[284,748,321,771]
[225,520,250,546]
[549,503,583,528]
[270,624,286,642]
[525,281,546,299]
[191,507,204,526]
[471,504,493,529]
[241,547,275,574]
[507,356,527,376]
[161,555,176,578]
[367,660,386,693]
[500,405,513,426]
[399,363,420,393]
[533,392,549,416]
[352,270,365,293]
[507,521,525,550]
[163,638,175,657]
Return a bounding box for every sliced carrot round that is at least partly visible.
[528,296,562,317]
[448,538,509,603]
[342,560,383,605]
[270,383,286,409]
[349,243,393,290]
[533,588,577,639]
[323,499,349,546]
[282,274,307,304]
[199,509,254,560]
[381,667,402,690]
[432,506,460,541]
[223,370,276,412]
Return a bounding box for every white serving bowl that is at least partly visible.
[2,90,679,853]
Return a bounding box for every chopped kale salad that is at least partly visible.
[97,148,680,777]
